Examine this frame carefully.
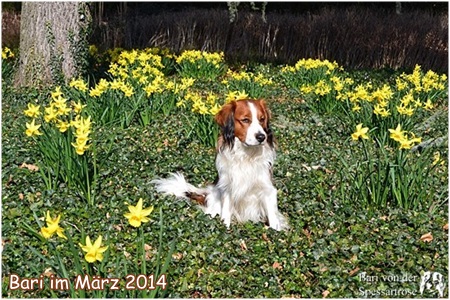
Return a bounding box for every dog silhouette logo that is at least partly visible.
[419,271,445,297]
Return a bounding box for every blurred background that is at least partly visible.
[2,2,448,72]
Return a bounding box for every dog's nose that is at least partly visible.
[255,132,266,143]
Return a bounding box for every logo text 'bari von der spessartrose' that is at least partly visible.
[358,271,447,298]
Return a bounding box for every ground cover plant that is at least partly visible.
[2,47,448,298]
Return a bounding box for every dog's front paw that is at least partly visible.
[222,216,231,229]
[269,215,289,231]
[269,220,282,231]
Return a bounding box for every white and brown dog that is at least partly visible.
[152,99,288,231]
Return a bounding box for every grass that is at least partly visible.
[2,57,449,297]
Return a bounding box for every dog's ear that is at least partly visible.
[215,101,236,149]
[215,101,235,127]
[257,99,272,123]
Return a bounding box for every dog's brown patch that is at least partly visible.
[185,192,207,206]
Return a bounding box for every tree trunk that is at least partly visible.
[15,2,91,87]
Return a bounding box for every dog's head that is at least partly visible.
[215,99,274,150]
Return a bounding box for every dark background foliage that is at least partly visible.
[2,2,448,72]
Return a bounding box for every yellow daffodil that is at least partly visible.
[70,115,91,155]
[388,124,405,142]
[344,77,354,85]
[400,93,414,106]
[2,47,14,59]
[351,123,369,141]
[52,95,68,109]
[131,68,142,79]
[51,86,63,100]
[413,99,423,108]
[89,79,109,97]
[180,77,195,90]
[353,84,372,102]
[72,101,87,114]
[225,91,238,102]
[254,73,273,86]
[432,152,443,166]
[373,104,390,117]
[228,69,250,81]
[44,106,59,123]
[142,64,164,77]
[423,99,434,110]
[118,69,129,79]
[138,51,151,62]
[79,235,108,263]
[396,104,414,116]
[235,90,248,100]
[300,85,313,94]
[110,79,124,90]
[56,103,71,116]
[352,104,362,112]
[79,116,92,134]
[152,76,165,92]
[89,88,103,97]
[333,81,344,92]
[294,58,338,71]
[69,78,88,92]
[124,198,154,228]
[144,84,158,97]
[71,138,90,155]
[192,102,209,115]
[72,116,92,134]
[121,85,134,97]
[314,80,332,96]
[176,100,185,108]
[210,103,222,116]
[398,135,421,150]
[372,86,389,102]
[165,80,175,91]
[40,211,67,239]
[336,91,346,101]
[108,62,119,76]
[281,65,295,73]
[138,75,149,85]
[24,103,41,118]
[395,77,408,91]
[25,119,43,137]
[206,93,218,106]
[56,120,71,133]
[72,143,89,155]
[176,50,224,66]
[74,132,89,145]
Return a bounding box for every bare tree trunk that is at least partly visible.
[15,2,91,87]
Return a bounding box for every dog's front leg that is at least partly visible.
[221,194,232,228]
[265,187,283,231]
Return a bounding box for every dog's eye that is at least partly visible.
[241,118,250,124]
[259,117,265,123]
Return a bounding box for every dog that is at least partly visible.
[152,99,288,231]
[419,271,445,297]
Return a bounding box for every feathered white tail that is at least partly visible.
[151,172,210,203]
